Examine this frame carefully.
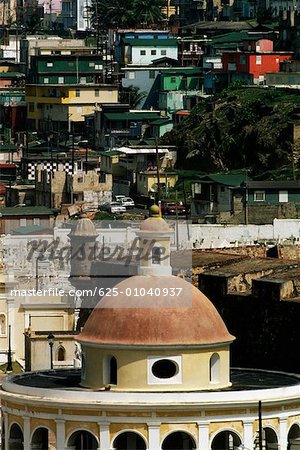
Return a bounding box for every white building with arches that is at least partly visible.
[1,206,300,450]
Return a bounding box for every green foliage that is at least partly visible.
[119,85,147,108]
[162,88,298,174]
[90,0,165,31]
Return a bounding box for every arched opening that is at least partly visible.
[0,314,6,335]
[264,427,278,450]
[67,430,98,450]
[211,430,242,450]
[152,246,163,265]
[162,431,197,450]
[31,427,53,450]
[9,423,24,450]
[110,356,117,384]
[57,346,66,361]
[288,424,300,450]
[210,353,220,383]
[81,351,86,380]
[113,431,147,450]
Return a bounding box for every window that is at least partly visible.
[152,247,162,264]
[81,351,86,380]
[256,55,262,65]
[89,62,95,67]
[95,89,99,97]
[149,71,155,79]
[151,49,157,55]
[0,314,6,336]
[279,190,288,203]
[103,355,117,385]
[148,355,182,384]
[57,346,66,361]
[80,77,86,84]
[95,64,102,70]
[210,353,220,383]
[254,190,265,201]
[110,356,117,384]
[78,176,83,183]
[152,359,177,378]
[128,71,135,79]
[170,76,176,83]
[44,78,49,84]
[20,218,27,227]
[77,106,82,113]
[58,76,64,84]
[75,89,80,97]
[33,218,40,226]
[46,62,53,67]
[161,49,167,56]
[99,173,106,183]
[140,50,146,55]
[240,55,246,65]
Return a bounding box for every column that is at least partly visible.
[55,419,65,450]
[197,421,209,450]
[98,422,110,450]
[23,416,30,450]
[279,418,287,450]
[243,420,254,450]
[148,423,160,450]
[3,412,8,450]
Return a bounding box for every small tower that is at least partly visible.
[136,205,173,276]
[68,213,98,281]
[68,214,98,327]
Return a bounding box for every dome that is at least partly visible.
[139,204,171,233]
[78,275,234,347]
[68,214,98,238]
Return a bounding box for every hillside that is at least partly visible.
[163,87,300,176]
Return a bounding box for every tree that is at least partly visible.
[133,0,165,26]
[162,88,295,174]
[119,86,147,108]
[89,0,166,31]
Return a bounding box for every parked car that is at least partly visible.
[114,195,126,202]
[119,197,135,208]
[161,202,187,215]
[99,202,126,214]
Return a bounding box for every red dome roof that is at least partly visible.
[78,276,234,347]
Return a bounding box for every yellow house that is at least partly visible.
[137,170,178,196]
[26,84,118,133]
[1,208,300,450]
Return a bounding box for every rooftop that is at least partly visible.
[123,38,178,47]
[0,206,57,216]
[7,367,300,392]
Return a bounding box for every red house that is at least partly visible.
[220,39,293,84]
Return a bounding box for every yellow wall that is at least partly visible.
[81,345,231,391]
[137,172,177,196]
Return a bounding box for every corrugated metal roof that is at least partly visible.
[123,38,178,47]
[0,207,57,216]
[246,180,300,189]
[104,112,161,121]
[199,173,249,186]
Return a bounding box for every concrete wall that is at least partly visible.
[192,218,300,249]
[130,46,178,66]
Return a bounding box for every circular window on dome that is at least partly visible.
[152,359,178,379]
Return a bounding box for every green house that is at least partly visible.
[29,55,105,85]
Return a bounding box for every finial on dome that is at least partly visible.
[149,204,160,217]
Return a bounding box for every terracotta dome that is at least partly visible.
[78,275,234,347]
[139,216,171,233]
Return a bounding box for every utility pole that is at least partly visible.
[155,138,161,205]
[258,400,263,450]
